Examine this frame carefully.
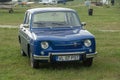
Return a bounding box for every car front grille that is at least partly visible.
[52,41,83,50]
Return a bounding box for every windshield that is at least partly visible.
[32,11,81,28]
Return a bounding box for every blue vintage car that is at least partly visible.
[18,7,97,68]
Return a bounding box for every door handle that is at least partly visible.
[23,29,26,31]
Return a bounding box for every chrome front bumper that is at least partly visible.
[33,52,97,62]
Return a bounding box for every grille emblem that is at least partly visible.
[74,42,78,47]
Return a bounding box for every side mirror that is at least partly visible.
[81,22,86,26]
[81,22,86,29]
[23,24,29,28]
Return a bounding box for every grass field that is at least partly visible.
[0,1,120,80]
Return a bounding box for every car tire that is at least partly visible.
[83,58,93,67]
[21,50,27,56]
[30,51,39,69]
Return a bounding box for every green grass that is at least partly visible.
[0,1,120,80]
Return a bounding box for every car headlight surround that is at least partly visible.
[41,41,49,49]
[84,39,92,47]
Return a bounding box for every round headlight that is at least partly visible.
[41,41,49,49]
[84,39,91,47]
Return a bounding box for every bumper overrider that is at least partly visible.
[33,51,97,62]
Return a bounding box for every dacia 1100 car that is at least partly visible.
[18,7,97,68]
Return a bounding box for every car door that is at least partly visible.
[19,12,31,54]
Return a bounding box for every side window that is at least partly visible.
[24,12,30,28]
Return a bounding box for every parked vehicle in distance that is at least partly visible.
[0,0,11,2]
[18,7,97,68]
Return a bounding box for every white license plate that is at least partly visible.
[57,55,80,61]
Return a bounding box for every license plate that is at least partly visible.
[57,55,80,61]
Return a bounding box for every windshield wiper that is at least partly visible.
[52,22,65,25]
[34,22,45,25]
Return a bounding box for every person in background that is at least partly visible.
[111,0,115,6]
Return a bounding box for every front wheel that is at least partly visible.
[83,58,93,67]
[30,52,39,69]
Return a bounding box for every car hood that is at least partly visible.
[31,28,95,41]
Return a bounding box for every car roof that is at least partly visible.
[27,7,76,14]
